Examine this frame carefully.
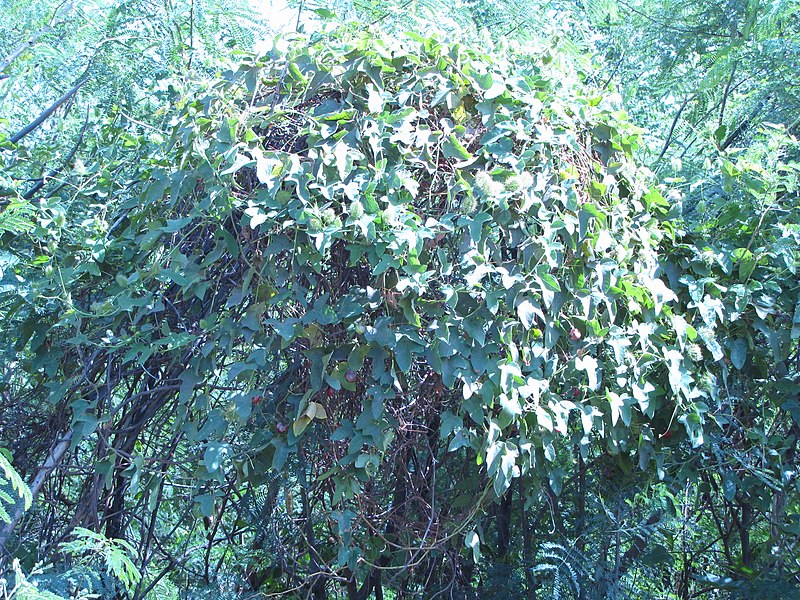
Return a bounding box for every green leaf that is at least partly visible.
[576,355,600,391]
[195,494,215,518]
[293,415,312,437]
[220,152,254,175]
[733,248,756,281]
[606,390,631,427]
[465,530,481,562]
[203,442,230,473]
[730,338,747,370]
[517,299,537,329]
[484,79,507,99]
[536,265,561,292]
[244,204,268,228]
[442,133,472,160]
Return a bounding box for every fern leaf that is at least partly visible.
[0,452,31,510]
[0,200,36,234]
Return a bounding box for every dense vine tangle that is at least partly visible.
[0,17,797,600]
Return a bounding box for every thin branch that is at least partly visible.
[721,93,773,150]
[0,1,76,74]
[601,48,627,91]
[23,105,90,200]
[654,94,696,164]
[9,78,89,144]
[719,62,738,127]
[0,430,74,559]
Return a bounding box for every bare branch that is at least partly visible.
[654,94,696,164]
[23,105,90,200]
[9,78,88,144]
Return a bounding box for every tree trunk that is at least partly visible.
[496,480,514,559]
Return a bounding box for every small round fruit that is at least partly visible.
[325,387,335,398]
[276,422,289,434]
[687,344,703,361]
[569,327,582,341]
[345,370,358,383]
[251,395,263,405]
[347,200,364,220]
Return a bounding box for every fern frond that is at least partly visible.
[10,559,69,600]
[0,450,32,510]
[582,0,619,25]
[0,200,36,234]
[61,527,142,593]
[532,542,591,599]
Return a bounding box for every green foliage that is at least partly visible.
[531,543,590,599]
[0,560,67,600]
[0,2,798,599]
[0,451,31,525]
[0,202,36,236]
[588,0,800,173]
[59,528,141,595]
